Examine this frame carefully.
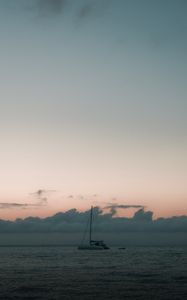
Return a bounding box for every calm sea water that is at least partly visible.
[0,246,186,299]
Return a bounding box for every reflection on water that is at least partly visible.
[0,246,186,299]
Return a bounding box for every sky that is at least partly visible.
[0,0,186,220]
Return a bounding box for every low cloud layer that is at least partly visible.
[0,207,186,234]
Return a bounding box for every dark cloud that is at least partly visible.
[0,202,43,210]
[106,204,144,209]
[133,208,153,222]
[5,0,112,23]
[18,0,66,17]
[30,189,56,205]
[0,207,186,234]
[0,189,56,210]
[37,0,66,16]
[18,0,111,20]
[105,204,145,215]
[0,203,30,209]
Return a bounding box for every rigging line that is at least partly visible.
[80,214,90,245]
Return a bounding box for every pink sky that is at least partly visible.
[0,0,186,221]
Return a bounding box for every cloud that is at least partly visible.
[0,202,43,210]
[105,204,145,215]
[0,203,30,209]
[11,0,111,21]
[30,189,56,205]
[0,189,56,210]
[65,194,99,201]
[18,0,66,17]
[36,0,111,19]
[37,0,66,16]
[133,208,153,222]
[0,207,187,235]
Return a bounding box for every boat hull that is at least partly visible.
[78,245,109,250]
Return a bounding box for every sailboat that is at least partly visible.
[78,206,110,250]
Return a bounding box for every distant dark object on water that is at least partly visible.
[118,247,126,250]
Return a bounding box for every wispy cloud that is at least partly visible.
[37,0,66,16]
[0,203,30,209]
[10,0,111,21]
[64,193,99,201]
[0,202,42,209]
[106,204,145,209]
[0,189,56,210]
[30,189,56,205]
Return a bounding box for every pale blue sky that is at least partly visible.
[0,0,186,219]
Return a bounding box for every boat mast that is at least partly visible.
[89,206,93,245]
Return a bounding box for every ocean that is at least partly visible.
[0,246,186,299]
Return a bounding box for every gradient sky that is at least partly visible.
[0,0,186,220]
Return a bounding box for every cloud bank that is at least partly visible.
[0,207,186,233]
